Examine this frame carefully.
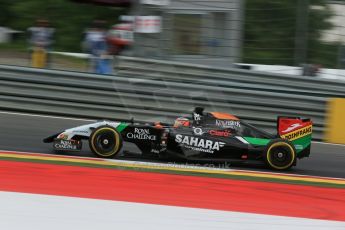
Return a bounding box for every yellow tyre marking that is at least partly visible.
[90,127,120,157]
[266,142,296,170]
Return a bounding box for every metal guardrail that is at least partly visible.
[117,56,345,97]
[0,63,333,140]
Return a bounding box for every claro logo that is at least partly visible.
[175,134,225,153]
[209,130,231,137]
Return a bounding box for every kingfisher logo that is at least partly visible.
[216,120,240,128]
[175,134,225,153]
[281,125,312,141]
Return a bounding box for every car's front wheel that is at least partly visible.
[89,126,122,158]
[264,139,296,170]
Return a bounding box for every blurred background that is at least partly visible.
[0,0,344,77]
[1,0,345,143]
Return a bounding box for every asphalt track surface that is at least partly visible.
[0,111,344,178]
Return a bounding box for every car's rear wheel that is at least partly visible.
[265,139,296,170]
[89,126,122,158]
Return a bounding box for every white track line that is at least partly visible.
[3,192,344,230]
[313,141,345,147]
[0,110,95,122]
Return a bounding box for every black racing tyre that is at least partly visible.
[264,139,296,170]
[89,126,122,158]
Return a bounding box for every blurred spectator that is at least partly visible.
[107,22,134,72]
[27,19,55,68]
[82,20,112,74]
[107,22,133,55]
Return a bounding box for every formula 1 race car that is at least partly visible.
[43,107,313,170]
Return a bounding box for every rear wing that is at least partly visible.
[277,116,312,158]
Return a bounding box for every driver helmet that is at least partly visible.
[174,117,190,128]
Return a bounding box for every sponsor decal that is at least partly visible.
[281,123,303,134]
[72,130,89,134]
[127,128,156,140]
[194,113,201,121]
[215,120,240,128]
[175,134,225,154]
[193,127,205,135]
[209,130,231,137]
[281,125,312,141]
[54,139,81,150]
[151,147,167,154]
